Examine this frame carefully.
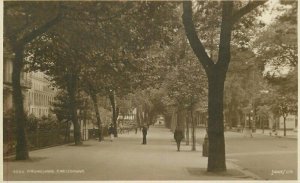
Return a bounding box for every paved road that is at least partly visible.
[3,125,298,181]
[225,131,298,180]
[193,128,298,180]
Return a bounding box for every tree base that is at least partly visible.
[74,141,83,145]
[15,156,29,160]
[15,153,29,160]
[207,167,227,173]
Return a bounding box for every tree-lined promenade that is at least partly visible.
[4,126,297,180]
[4,0,297,174]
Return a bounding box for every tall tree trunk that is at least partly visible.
[65,122,67,142]
[262,117,265,134]
[207,66,226,172]
[237,110,241,130]
[83,106,87,140]
[149,112,154,125]
[176,106,186,139]
[64,121,70,142]
[12,45,29,160]
[283,116,286,136]
[137,107,142,128]
[165,115,171,128]
[186,118,190,145]
[144,111,148,125]
[259,116,262,129]
[143,105,149,126]
[182,0,266,172]
[191,108,196,151]
[253,109,257,130]
[109,93,118,137]
[67,75,82,145]
[7,7,63,159]
[90,91,102,141]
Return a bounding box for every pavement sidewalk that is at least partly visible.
[3,125,260,181]
[253,129,298,139]
[223,127,298,139]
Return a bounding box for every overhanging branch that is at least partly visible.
[182,1,214,70]
[20,5,63,44]
[231,1,267,24]
[217,1,233,67]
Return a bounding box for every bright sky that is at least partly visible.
[256,0,293,77]
[258,0,292,25]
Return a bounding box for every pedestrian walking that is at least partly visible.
[108,124,114,142]
[249,120,253,138]
[174,128,183,151]
[142,126,148,144]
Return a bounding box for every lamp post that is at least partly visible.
[189,100,196,151]
[259,90,269,133]
[250,109,255,133]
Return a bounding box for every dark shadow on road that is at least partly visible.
[68,144,92,147]
[187,167,252,179]
[3,156,48,162]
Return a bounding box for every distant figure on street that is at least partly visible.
[142,126,148,144]
[135,126,138,134]
[108,124,114,142]
[174,128,184,151]
[248,120,253,138]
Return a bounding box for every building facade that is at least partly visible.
[3,57,32,114]
[269,114,298,131]
[27,71,56,118]
[3,56,56,118]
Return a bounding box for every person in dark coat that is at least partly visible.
[108,124,114,142]
[142,126,148,144]
[174,128,184,151]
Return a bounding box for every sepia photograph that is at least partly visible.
[2,0,298,181]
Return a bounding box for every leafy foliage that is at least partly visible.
[254,1,297,75]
